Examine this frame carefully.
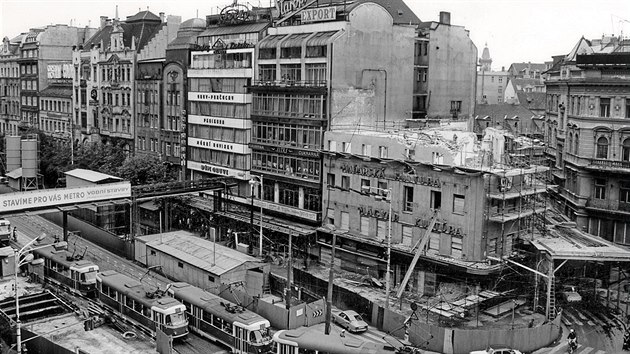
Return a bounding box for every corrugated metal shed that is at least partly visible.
[137,231,262,276]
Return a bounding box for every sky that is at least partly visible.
[1,0,630,70]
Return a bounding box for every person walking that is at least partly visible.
[12,226,17,241]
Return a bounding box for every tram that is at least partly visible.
[96,270,188,338]
[167,282,273,353]
[31,243,99,297]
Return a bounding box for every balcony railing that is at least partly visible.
[587,198,618,210]
[588,158,630,170]
[251,80,327,88]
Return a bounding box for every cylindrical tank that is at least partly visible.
[5,136,21,172]
[21,138,39,178]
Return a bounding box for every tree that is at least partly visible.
[117,154,175,185]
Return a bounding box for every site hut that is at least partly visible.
[0,246,15,278]
[135,230,270,297]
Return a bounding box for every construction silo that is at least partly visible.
[21,136,39,190]
[5,136,21,172]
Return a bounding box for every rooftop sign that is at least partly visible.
[301,6,336,23]
[0,182,131,213]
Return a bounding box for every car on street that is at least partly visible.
[332,309,368,333]
[561,285,582,303]
[470,348,522,354]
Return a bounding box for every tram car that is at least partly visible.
[167,282,273,354]
[273,328,398,354]
[31,242,99,297]
[96,270,188,339]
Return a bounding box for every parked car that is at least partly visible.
[470,348,522,354]
[332,309,368,333]
[561,285,582,303]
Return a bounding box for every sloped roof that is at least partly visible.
[64,168,122,183]
[180,18,206,30]
[347,0,421,25]
[39,85,72,98]
[511,78,544,89]
[475,103,537,120]
[83,13,165,53]
[126,10,161,23]
[516,92,546,111]
[509,62,547,73]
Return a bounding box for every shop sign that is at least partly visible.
[358,206,399,222]
[340,164,386,179]
[276,0,310,17]
[249,143,321,158]
[301,6,336,23]
[219,2,251,25]
[414,216,463,237]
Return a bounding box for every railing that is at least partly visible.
[251,109,323,120]
[588,158,630,170]
[251,80,327,88]
[586,198,618,210]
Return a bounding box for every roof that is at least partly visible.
[529,223,630,261]
[137,231,263,276]
[39,85,72,98]
[83,14,164,53]
[0,246,13,257]
[508,62,548,73]
[6,168,22,179]
[516,91,546,110]
[139,200,160,211]
[64,168,122,183]
[125,10,162,23]
[474,103,537,120]
[180,18,206,30]
[349,0,421,25]
[198,22,269,38]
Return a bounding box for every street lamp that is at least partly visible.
[14,233,48,354]
[249,175,264,257]
[362,185,392,309]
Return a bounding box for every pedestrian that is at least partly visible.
[12,226,17,241]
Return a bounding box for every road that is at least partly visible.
[8,214,228,354]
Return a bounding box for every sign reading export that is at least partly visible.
[0,182,132,213]
[301,6,336,23]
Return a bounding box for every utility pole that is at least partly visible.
[286,233,292,310]
[325,232,336,335]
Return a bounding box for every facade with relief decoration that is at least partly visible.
[72,10,180,152]
[544,36,630,244]
[321,127,550,294]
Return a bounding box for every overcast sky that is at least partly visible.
[2,0,629,69]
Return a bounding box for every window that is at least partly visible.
[208,275,215,282]
[326,208,334,226]
[360,216,370,236]
[361,144,372,156]
[340,212,349,230]
[342,142,351,153]
[328,140,337,152]
[430,191,442,210]
[403,186,414,212]
[360,179,371,193]
[600,98,611,117]
[376,220,387,241]
[453,194,465,214]
[150,250,156,256]
[378,146,388,158]
[620,183,630,204]
[377,181,388,196]
[596,136,609,159]
[623,138,630,162]
[327,173,336,187]
[178,262,184,268]
[626,100,630,119]
[594,178,606,200]
[341,176,350,190]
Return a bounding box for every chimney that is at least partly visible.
[160,12,165,23]
[439,11,451,25]
[502,66,505,72]
[100,16,108,29]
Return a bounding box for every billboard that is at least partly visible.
[0,182,132,213]
[47,63,72,80]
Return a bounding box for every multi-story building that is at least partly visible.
[0,35,22,135]
[476,44,509,104]
[544,36,630,244]
[72,10,180,152]
[14,25,96,133]
[321,127,549,294]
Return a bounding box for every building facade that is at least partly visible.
[545,36,630,244]
[72,10,180,152]
[0,36,22,135]
[320,128,549,294]
[476,44,509,104]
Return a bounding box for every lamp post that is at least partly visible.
[14,233,48,354]
[362,185,392,309]
[249,175,264,257]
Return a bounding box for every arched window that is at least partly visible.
[596,136,609,159]
[567,133,573,154]
[574,134,579,154]
[622,138,630,162]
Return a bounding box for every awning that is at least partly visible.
[215,210,315,236]
[139,201,160,211]
[258,35,287,49]
[198,22,269,37]
[280,33,310,48]
[306,31,339,47]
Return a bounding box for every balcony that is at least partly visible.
[251,109,324,121]
[249,80,327,93]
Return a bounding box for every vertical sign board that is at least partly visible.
[0,182,132,213]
